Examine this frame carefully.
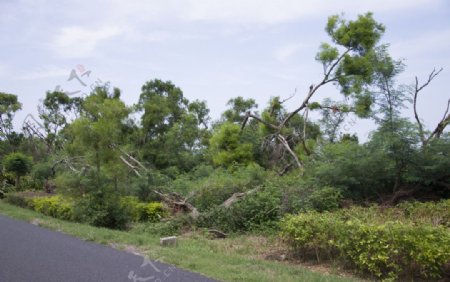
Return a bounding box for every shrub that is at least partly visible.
[139,202,166,222]
[5,192,31,208]
[309,186,342,212]
[73,191,130,230]
[119,196,166,222]
[280,202,450,280]
[30,196,74,221]
[188,164,268,211]
[198,186,281,233]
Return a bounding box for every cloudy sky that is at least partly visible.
[1,0,449,140]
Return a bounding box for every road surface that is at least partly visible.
[0,215,217,282]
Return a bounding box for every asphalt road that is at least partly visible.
[0,215,218,282]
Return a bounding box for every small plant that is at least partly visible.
[30,195,74,221]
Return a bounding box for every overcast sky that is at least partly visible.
[1,0,449,140]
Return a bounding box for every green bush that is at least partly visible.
[309,186,342,212]
[281,201,450,280]
[198,186,281,233]
[139,202,166,222]
[30,196,74,221]
[187,164,267,211]
[119,196,166,222]
[73,191,130,230]
[5,192,31,208]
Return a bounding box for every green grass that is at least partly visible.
[0,200,360,282]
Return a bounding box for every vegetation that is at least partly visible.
[281,200,450,280]
[0,12,449,281]
[0,200,358,282]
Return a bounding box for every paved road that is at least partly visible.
[0,215,218,282]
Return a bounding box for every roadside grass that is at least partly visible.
[0,200,361,282]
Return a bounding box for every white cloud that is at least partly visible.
[143,30,208,43]
[275,43,307,62]
[108,0,442,25]
[17,65,69,80]
[390,29,450,59]
[52,25,124,58]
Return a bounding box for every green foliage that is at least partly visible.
[30,195,74,221]
[198,186,281,233]
[138,79,209,171]
[5,192,31,208]
[3,152,32,177]
[326,12,385,52]
[3,152,33,188]
[73,190,130,230]
[209,122,254,167]
[185,164,267,211]
[140,202,166,222]
[119,196,167,222]
[281,201,450,280]
[0,92,22,139]
[309,186,342,212]
[222,96,258,123]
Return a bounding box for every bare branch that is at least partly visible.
[119,156,142,177]
[110,143,148,171]
[280,88,297,104]
[413,68,446,146]
[241,111,278,131]
[221,187,261,208]
[277,135,302,168]
[428,102,450,141]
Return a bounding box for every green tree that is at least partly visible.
[65,87,130,192]
[242,13,386,170]
[0,92,22,140]
[38,91,78,150]
[137,79,210,171]
[3,152,32,188]
[222,97,258,123]
[209,122,254,167]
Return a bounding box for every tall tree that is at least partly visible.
[242,13,385,170]
[0,92,22,140]
[137,79,210,172]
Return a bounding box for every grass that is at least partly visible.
[0,200,361,282]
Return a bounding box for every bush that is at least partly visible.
[187,164,267,211]
[73,191,130,230]
[197,186,281,233]
[309,186,342,212]
[5,192,31,208]
[119,196,167,223]
[30,196,74,221]
[139,202,166,222]
[281,201,450,280]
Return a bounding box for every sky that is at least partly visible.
[1,0,449,141]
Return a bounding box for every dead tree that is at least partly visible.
[241,50,350,170]
[413,68,448,147]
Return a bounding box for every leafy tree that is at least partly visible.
[222,97,258,123]
[38,91,78,150]
[137,79,210,171]
[242,13,386,170]
[65,87,130,191]
[209,122,254,167]
[0,92,22,140]
[3,152,32,188]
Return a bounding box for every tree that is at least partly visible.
[209,122,254,167]
[137,79,210,171]
[38,91,78,150]
[64,87,130,192]
[222,97,258,123]
[3,152,32,188]
[242,13,386,170]
[0,92,22,140]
